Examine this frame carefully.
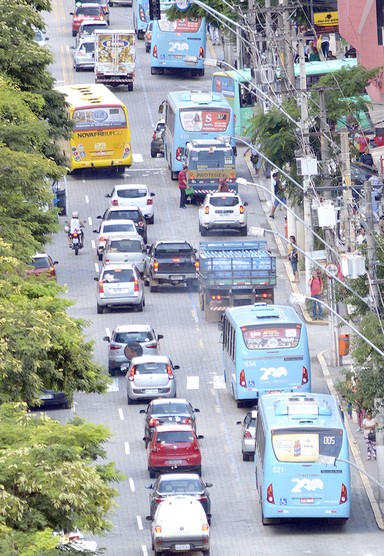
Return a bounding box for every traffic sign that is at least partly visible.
[176,0,190,9]
[325,263,338,277]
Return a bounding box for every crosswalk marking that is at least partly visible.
[187,376,199,389]
[213,375,226,389]
[107,379,119,392]
[132,153,144,163]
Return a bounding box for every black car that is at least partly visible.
[97,206,148,243]
[140,398,200,447]
[145,473,213,523]
[30,390,71,410]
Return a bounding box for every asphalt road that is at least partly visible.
[41,3,384,554]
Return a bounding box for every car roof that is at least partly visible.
[114,324,152,333]
[153,240,192,247]
[100,219,136,228]
[101,262,138,271]
[155,496,205,514]
[33,253,50,258]
[107,206,141,212]
[75,3,102,7]
[149,398,189,406]
[106,233,143,241]
[157,473,201,481]
[208,192,239,198]
[77,36,96,45]
[153,424,194,433]
[112,183,149,191]
[80,19,108,26]
[130,355,170,364]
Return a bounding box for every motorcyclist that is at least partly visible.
[67,211,85,247]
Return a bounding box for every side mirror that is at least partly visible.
[143,436,150,442]
[158,104,164,114]
[244,201,249,207]
[102,336,110,342]
[53,261,59,265]
[173,365,180,370]
[105,193,111,198]
[151,192,155,197]
[146,515,153,521]
[204,482,213,488]
[157,334,164,340]
[93,229,99,233]
[193,408,200,413]
[145,484,153,490]
[197,434,204,440]
[97,215,102,219]
[139,409,146,414]
[236,420,242,425]
[93,277,99,281]
[70,12,74,15]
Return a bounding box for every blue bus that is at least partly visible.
[255,393,351,524]
[162,90,236,179]
[150,1,206,76]
[132,0,149,39]
[277,57,358,88]
[221,303,311,407]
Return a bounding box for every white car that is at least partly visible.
[198,192,248,236]
[76,19,108,47]
[33,27,49,47]
[106,184,155,224]
[72,36,95,71]
[94,219,139,260]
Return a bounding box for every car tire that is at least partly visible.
[150,150,157,158]
[149,282,158,293]
[72,30,77,37]
[127,82,133,92]
[207,515,211,526]
[147,215,154,224]
[202,551,210,556]
[98,253,103,261]
[149,468,156,479]
[200,226,208,236]
[154,550,162,556]
[127,395,135,405]
[242,452,249,462]
[135,299,144,312]
[97,304,104,314]
[108,366,116,377]
[145,45,150,53]
[240,226,248,236]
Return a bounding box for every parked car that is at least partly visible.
[95,263,145,314]
[76,19,108,46]
[30,390,71,410]
[140,398,200,447]
[97,206,148,243]
[126,355,178,405]
[236,409,257,461]
[144,21,153,52]
[70,4,106,36]
[198,192,248,236]
[103,323,163,376]
[33,26,49,47]
[102,234,146,273]
[151,118,165,158]
[147,424,203,478]
[146,473,212,522]
[27,254,58,279]
[94,219,138,261]
[150,496,210,556]
[72,36,95,71]
[106,184,155,224]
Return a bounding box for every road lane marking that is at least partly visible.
[141,546,148,556]
[94,262,99,273]
[187,376,199,389]
[85,195,89,203]
[107,379,119,392]
[88,216,92,225]
[118,408,124,420]
[129,478,135,492]
[213,375,226,389]
[124,442,130,455]
[132,153,144,163]
[91,239,96,249]
[137,516,143,530]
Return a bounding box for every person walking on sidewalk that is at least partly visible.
[363,411,377,460]
[308,269,323,320]
[269,172,286,218]
[178,164,188,209]
[287,235,299,282]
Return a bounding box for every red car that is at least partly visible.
[27,254,58,279]
[70,4,105,36]
[147,424,204,478]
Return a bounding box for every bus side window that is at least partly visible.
[240,83,254,107]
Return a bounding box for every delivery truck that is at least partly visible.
[198,240,276,322]
[94,30,135,91]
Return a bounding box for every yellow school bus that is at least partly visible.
[56,84,132,173]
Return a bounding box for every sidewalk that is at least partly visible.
[245,155,384,529]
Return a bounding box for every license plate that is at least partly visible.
[300,498,314,504]
[168,459,182,465]
[110,288,129,294]
[145,389,158,394]
[216,210,232,214]
[170,275,183,280]
[175,545,190,551]
[40,394,54,400]
[268,390,282,394]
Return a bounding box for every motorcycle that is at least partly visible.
[65,224,84,255]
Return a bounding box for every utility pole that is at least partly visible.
[364,180,380,310]
[281,0,294,92]
[340,131,353,251]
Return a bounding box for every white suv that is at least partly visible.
[198,192,248,236]
[106,184,155,224]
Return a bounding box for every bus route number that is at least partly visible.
[273,466,284,473]
[323,436,335,445]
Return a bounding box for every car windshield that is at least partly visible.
[210,196,239,207]
[152,403,190,415]
[115,189,147,199]
[76,7,101,15]
[115,331,153,343]
[134,363,167,375]
[156,431,194,443]
[102,223,135,233]
[101,269,134,282]
[79,42,94,53]
[31,257,49,269]
[107,211,140,221]
[158,479,202,493]
[81,23,105,34]
[109,239,142,252]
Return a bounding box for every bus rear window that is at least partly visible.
[158,18,201,33]
[272,429,343,463]
[72,106,127,130]
[241,324,301,350]
[180,109,230,132]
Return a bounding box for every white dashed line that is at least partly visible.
[141,545,148,556]
[132,153,144,163]
[137,515,143,530]
[85,195,89,203]
[94,262,99,273]
[88,216,92,225]
[91,239,96,249]
[118,408,124,421]
[129,478,135,492]
[213,375,226,389]
[107,379,119,392]
[124,442,130,455]
[187,376,199,390]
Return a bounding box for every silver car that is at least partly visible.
[237,409,257,461]
[95,263,145,314]
[102,234,146,273]
[94,219,138,261]
[126,355,178,405]
[72,36,95,71]
[103,324,163,376]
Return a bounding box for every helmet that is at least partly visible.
[72,211,79,218]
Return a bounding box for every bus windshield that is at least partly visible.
[272,428,343,462]
[158,17,202,33]
[72,106,127,130]
[179,109,230,132]
[241,324,302,350]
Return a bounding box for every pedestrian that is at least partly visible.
[217,178,229,192]
[356,134,370,156]
[320,33,330,58]
[369,173,382,223]
[308,269,323,320]
[250,146,261,177]
[287,235,299,283]
[269,172,286,218]
[362,411,377,461]
[326,50,337,60]
[309,46,320,62]
[356,226,367,246]
[178,164,188,209]
[359,146,374,167]
[347,402,353,419]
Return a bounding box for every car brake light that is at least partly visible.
[302,366,308,384]
[98,281,104,293]
[133,280,139,292]
[267,483,275,504]
[153,260,159,273]
[212,295,222,300]
[198,495,207,502]
[148,418,160,427]
[128,367,135,381]
[99,236,108,243]
[202,523,209,531]
[112,199,119,206]
[154,497,162,504]
[166,364,174,379]
[176,147,182,161]
[244,430,252,439]
[194,260,199,270]
[109,344,121,351]
[181,417,192,424]
[199,47,204,58]
[239,369,246,387]
[138,220,144,227]
[153,45,158,58]
[154,525,161,533]
[147,343,157,349]
[204,206,209,214]
[340,483,348,504]
[147,198,153,205]
[73,232,78,238]
[152,131,156,139]
[239,205,245,214]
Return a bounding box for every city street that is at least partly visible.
[43,2,383,554]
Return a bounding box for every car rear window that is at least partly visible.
[109,239,142,253]
[31,257,49,269]
[210,196,239,207]
[79,42,94,53]
[158,479,201,493]
[115,189,147,199]
[155,431,194,444]
[114,331,153,343]
[134,363,167,375]
[101,269,134,282]
[102,223,135,233]
[76,7,101,15]
[152,403,189,415]
[155,243,192,255]
[106,210,140,221]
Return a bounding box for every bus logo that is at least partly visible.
[169,42,189,52]
[291,478,324,493]
[93,110,109,122]
[260,366,288,380]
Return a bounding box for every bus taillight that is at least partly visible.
[239,369,246,387]
[340,483,348,504]
[301,366,309,384]
[199,47,204,58]
[176,147,182,161]
[153,45,158,58]
[266,484,275,504]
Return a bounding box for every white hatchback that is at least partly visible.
[198,192,248,236]
[106,184,155,224]
[102,233,146,274]
[72,36,95,72]
[94,219,138,260]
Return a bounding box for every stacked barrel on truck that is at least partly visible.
[198,240,277,322]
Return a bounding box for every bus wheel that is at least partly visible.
[237,400,244,409]
[171,171,178,181]
[127,82,133,92]
[151,68,156,75]
[116,166,125,174]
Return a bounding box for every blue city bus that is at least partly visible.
[162,89,236,180]
[212,69,257,138]
[255,393,351,524]
[132,0,149,39]
[150,1,206,76]
[277,57,358,88]
[221,303,311,407]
